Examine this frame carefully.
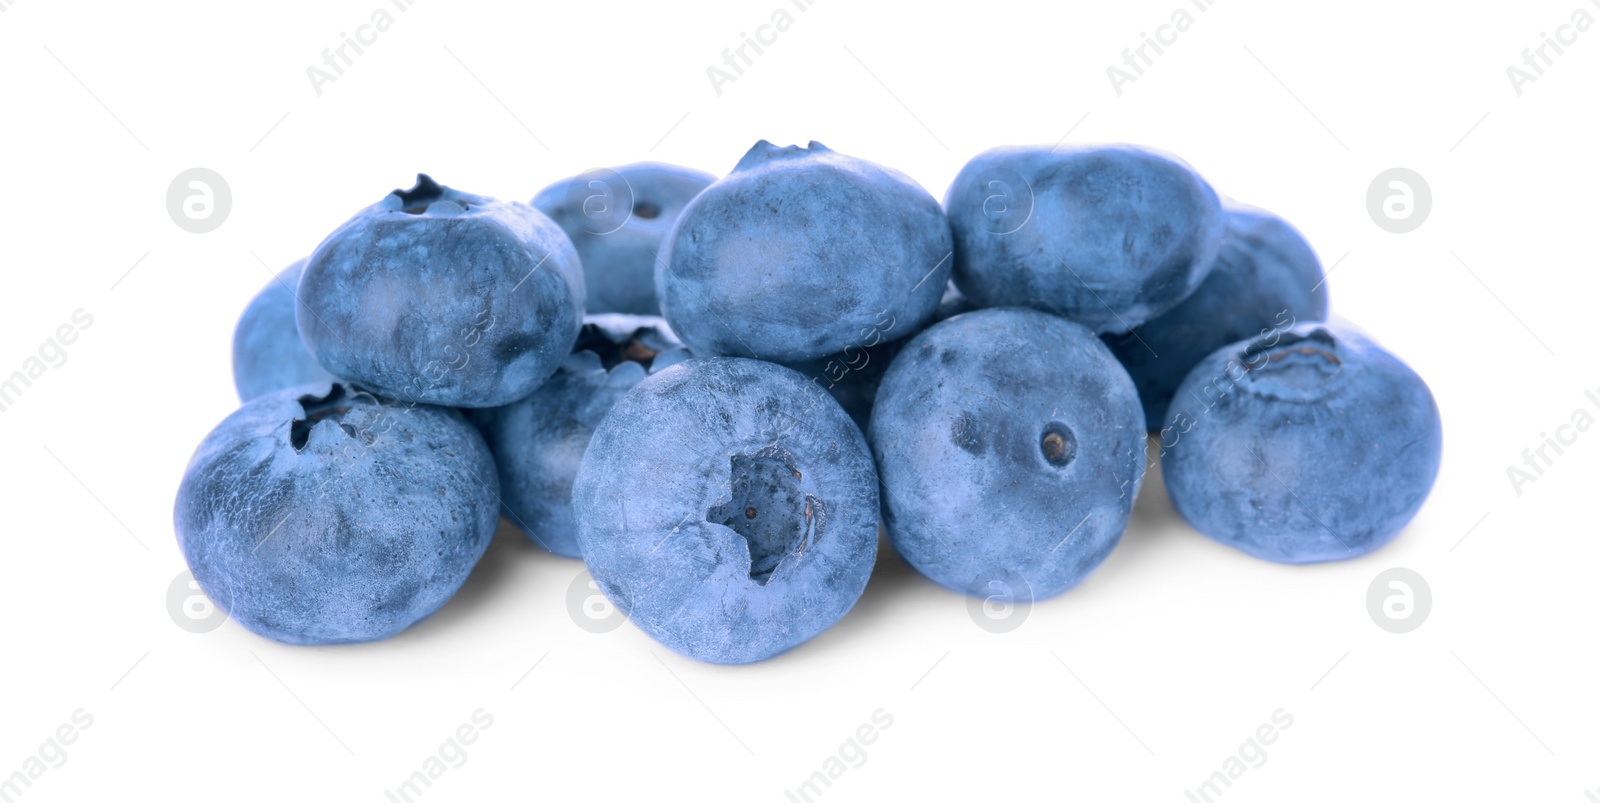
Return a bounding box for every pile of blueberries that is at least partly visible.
[176,140,1443,664]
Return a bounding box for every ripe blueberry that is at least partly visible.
[572,357,878,664]
[658,141,952,363]
[1161,322,1442,563]
[946,145,1223,333]
[870,308,1147,600]
[174,382,499,644]
[298,175,585,408]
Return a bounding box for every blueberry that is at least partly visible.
[1104,205,1331,430]
[477,314,687,558]
[232,258,337,401]
[1161,322,1442,563]
[298,174,585,408]
[533,163,715,316]
[173,382,500,644]
[945,145,1224,333]
[657,141,953,363]
[869,308,1147,600]
[572,357,879,664]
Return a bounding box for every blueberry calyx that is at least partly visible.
[733,140,832,172]
[391,174,447,214]
[707,449,821,586]
[1240,328,1346,399]
[288,383,378,452]
[572,323,663,371]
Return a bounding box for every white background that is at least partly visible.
[2,0,1597,800]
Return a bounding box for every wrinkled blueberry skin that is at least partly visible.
[173,382,500,645]
[476,314,687,558]
[870,308,1146,600]
[533,163,715,316]
[298,175,585,408]
[658,141,953,364]
[946,145,1223,334]
[573,357,879,664]
[1105,206,1330,430]
[232,258,338,402]
[1162,322,1442,563]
